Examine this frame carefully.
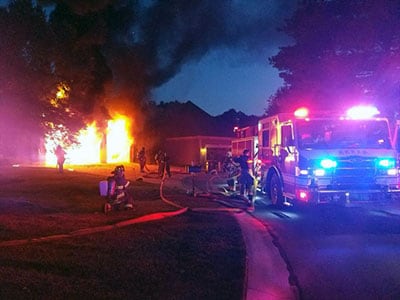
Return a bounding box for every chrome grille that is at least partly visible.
[332,157,376,187]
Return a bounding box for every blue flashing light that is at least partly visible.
[377,158,395,168]
[320,158,337,169]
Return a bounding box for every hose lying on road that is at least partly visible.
[159,173,186,209]
[160,171,247,213]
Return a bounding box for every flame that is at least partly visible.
[106,115,133,163]
[50,83,69,108]
[68,122,102,164]
[44,115,133,165]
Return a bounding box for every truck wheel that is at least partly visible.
[270,172,283,206]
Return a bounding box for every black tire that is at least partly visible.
[269,172,284,206]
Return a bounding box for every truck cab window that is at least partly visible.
[262,130,269,147]
[281,125,293,147]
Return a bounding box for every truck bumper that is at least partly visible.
[305,187,400,204]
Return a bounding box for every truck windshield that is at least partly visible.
[296,119,391,150]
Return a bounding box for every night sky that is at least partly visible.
[150,1,296,116]
[152,47,285,116]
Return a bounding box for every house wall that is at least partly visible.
[165,136,232,167]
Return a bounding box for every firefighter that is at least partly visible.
[155,150,166,178]
[223,151,240,192]
[234,149,254,205]
[104,165,134,213]
[164,152,171,177]
[54,145,66,173]
[137,146,147,173]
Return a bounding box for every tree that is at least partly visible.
[48,2,114,116]
[268,0,400,118]
[0,0,57,162]
[0,0,94,162]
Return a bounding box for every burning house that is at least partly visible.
[43,115,134,166]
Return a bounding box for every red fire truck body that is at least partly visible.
[254,106,400,205]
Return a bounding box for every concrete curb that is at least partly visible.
[235,212,296,300]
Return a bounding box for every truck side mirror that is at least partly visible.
[285,137,295,154]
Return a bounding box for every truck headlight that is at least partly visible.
[314,169,325,176]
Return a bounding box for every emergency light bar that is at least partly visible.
[346,105,380,119]
[293,105,380,119]
[294,107,309,118]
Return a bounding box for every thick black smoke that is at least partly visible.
[42,0,295,94]
[36,0,295,140]
[136,0,295,87]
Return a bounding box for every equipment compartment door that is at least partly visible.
[279,124,296,194]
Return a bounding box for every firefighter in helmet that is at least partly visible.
[104,165,134,212]
[234,149,255,205]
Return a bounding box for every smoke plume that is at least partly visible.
[44,0,295,99]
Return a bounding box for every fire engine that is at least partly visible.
[251,105,400,205]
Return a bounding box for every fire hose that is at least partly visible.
[0,171,240,248]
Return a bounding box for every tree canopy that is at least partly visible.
[268,0,400,119]
[0,0,57,160]
[1,0,294,162]
[0,0,139,161]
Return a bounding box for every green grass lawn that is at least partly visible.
[0,165,245,299]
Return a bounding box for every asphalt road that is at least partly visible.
[193,171,400,300]
[251,199,400,300]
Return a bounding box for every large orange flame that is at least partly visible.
[45,115,133,166]
[106,115,133,163]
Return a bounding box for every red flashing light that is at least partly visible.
[296,189,310,202]
[294,107,309,118]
